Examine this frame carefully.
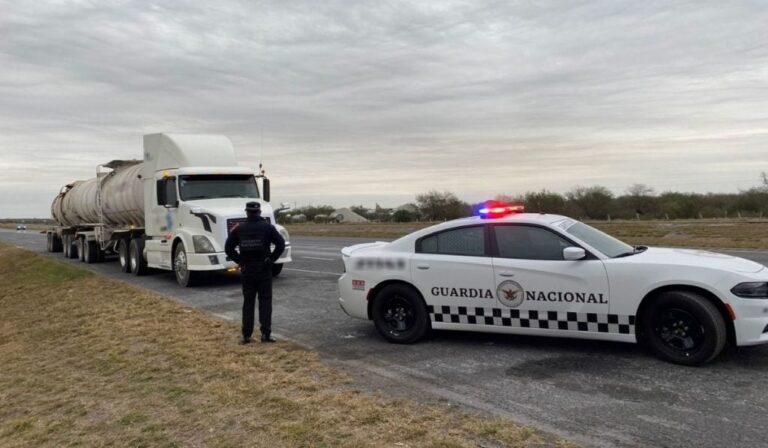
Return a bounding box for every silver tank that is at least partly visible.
[51,160,144,228]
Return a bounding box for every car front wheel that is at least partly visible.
[372,284,430,344]
[642,290,727,366]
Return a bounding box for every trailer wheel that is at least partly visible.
[63,235,76,259]
[84,240,99,264]
[118,239,130,273]
[76,237,85,261]
[46,233,53,252]
[51,233,63,253]
[129,238,148,276]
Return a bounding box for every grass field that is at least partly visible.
[0,243,571,448]
[285,220,768,250]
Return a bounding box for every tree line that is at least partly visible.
[289,173,768,222]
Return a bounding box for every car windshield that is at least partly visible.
[564,222,635,258]
[179,175,259,201]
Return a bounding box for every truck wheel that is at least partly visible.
[129,238,148,276]
[372,284,430,344]
[173,243,202,287]
[63,235,76,259]
[84,240,99,264]
[118,239,130,273]
[51,233,63,253]
[77,237,86,261]
[642,290,727,366]
[271,263,283,277]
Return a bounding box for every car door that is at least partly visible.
[410,225,497,326]
[491,224,612,333]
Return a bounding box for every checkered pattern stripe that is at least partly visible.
[427,305,635,335]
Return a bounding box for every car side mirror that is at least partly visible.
[563,247,586,260]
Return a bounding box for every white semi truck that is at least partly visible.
[45,133,292,287]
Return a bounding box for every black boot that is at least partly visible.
[240,336,253,345]
[261,333,276,343]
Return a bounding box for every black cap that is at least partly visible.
[245,201,261,212]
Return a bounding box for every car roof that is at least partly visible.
[387,213,572,251]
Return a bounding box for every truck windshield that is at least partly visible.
[178,175,259,201]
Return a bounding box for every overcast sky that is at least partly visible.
[2,0,767,217]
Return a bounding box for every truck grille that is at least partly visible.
[227,217,270,233]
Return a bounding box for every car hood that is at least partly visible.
[634,247,765,273]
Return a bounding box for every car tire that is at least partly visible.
[271,263,283,277]
[372,284,430,344]
[129,238,148,276]
[173,243,202,287]
[642,290,727,366]
[84,240,99,264]
[118,239,130,273]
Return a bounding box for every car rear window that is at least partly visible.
[418,226,485,256]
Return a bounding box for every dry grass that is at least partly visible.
[286,220,768,249]
[587,220,768,250]
[0,243,565,448]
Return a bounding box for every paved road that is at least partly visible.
[3,229,768,448]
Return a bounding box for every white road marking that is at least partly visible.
[302,256,337,261]
[284,267,342,276]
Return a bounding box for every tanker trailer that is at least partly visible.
[46,133,292,287]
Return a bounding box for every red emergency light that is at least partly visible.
[477,201,524,219]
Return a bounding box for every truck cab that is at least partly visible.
[142,134,291,286]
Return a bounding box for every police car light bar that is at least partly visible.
[477,201,524,219]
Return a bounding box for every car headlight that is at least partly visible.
[731,282,768,299]
[193,235,216,253]
[278,227,289,241]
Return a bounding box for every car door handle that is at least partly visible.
[498,271,515,277]
[416,263,430,270]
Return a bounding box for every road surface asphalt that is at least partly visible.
[2,229,768,448]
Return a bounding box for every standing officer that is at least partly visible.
[225,201,285,344]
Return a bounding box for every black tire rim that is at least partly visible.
[654,308,705,355]
[382,295,415,334]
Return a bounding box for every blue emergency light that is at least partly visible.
[477,201,524,219]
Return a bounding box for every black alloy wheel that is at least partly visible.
[642,290,727,366]
[372,284,429,344]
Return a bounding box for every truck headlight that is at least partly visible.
[731,282,768,298]
[193,235,216,253]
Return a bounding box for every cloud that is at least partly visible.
[1,0,767,216]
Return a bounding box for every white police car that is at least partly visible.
[338,202,768,365]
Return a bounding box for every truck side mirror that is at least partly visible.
[262,178,270,202]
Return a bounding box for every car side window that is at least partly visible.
[494,225,572,260]
[418,226,485,256]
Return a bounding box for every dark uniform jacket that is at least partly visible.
[225,216,286,273]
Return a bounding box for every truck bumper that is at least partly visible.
[187,245,292,271]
